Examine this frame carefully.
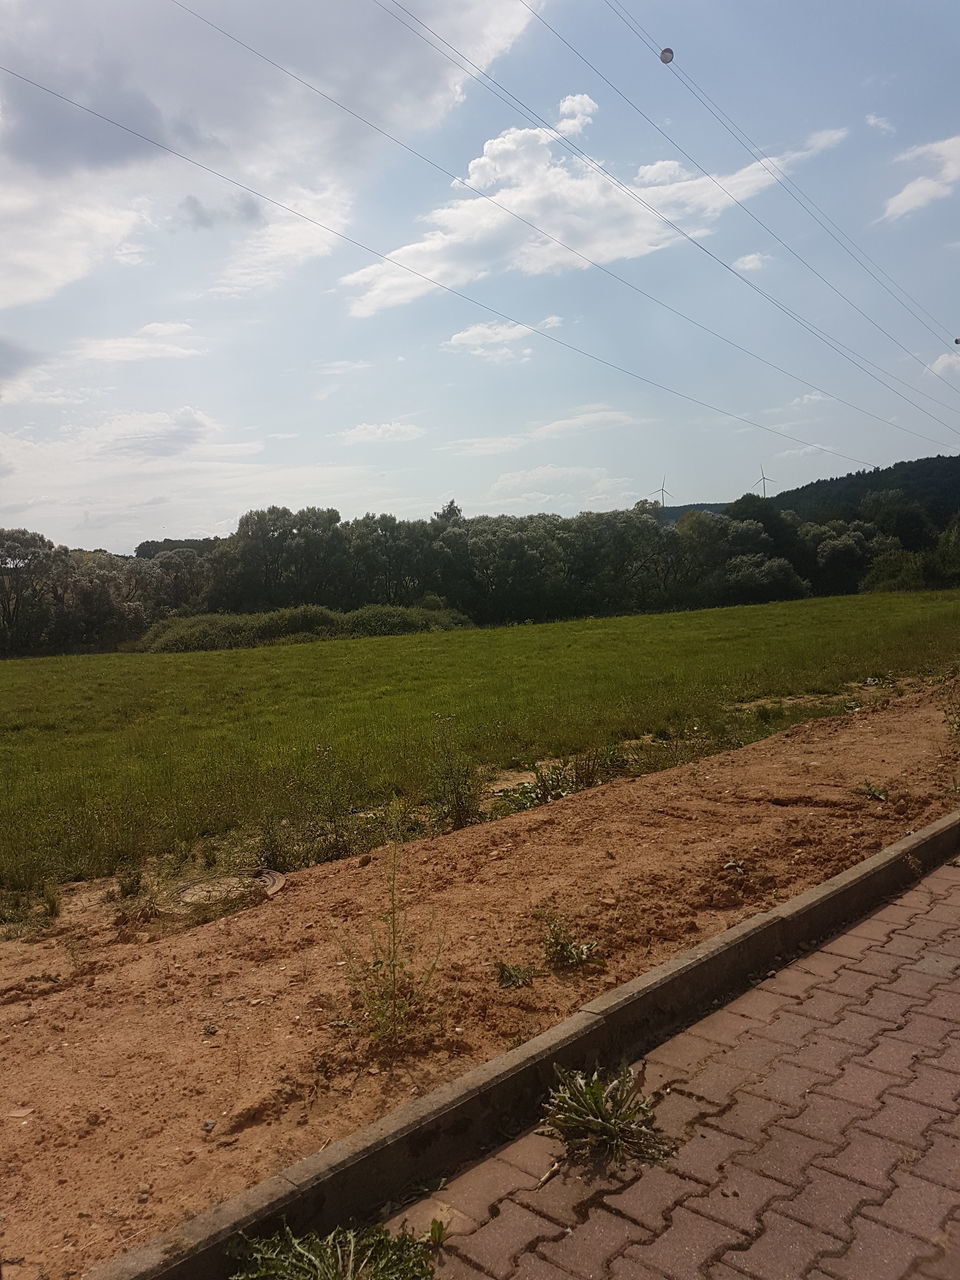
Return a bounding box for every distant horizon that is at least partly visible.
[30,444,956,555]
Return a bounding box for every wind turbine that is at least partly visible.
[754,465,775,499]
[649,475,673,509]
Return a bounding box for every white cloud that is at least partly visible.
[443,435,529,456]
[71,335,203,362]
[775,443,833,459]
[1,323,202,400]
[138,322,193,337]
[318,360,372,375]
[339,421,427,444]
[490,463,636,510]
[442,404,634,455]
[0,0,543,311]
[930,353,960,377]
[865,113,895,135]
[881,135,960,219]
[634,160,692,187]
[211,185,351,296]
[788,391,828,407]
[553,93,597,138]
[0,407,381,550]
[733,252,770,272]
[529,407,635,439]
[444,321,532,363]
[343,104,846,316]
[266,432,300,440]
[445,407,640,458]
[0,169,146,310]
[0,367,92,406]
[83,407,249,459]
[442,314,561,363]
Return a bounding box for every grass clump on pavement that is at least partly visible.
[230,1224,433,1280]
[543,1064,675,1166]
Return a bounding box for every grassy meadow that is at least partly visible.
[3,590,960,894]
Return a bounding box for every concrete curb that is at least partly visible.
[85,810,960,1279]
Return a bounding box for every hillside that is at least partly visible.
[773,452,960,524]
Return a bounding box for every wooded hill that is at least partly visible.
[773,453,960,525]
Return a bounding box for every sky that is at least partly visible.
[0,0,958,552]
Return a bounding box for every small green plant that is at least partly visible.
[426,717,484,830]
[229,1223,434,1280]
[41,881,61,919]
[116,865,143,898]
[542,1063,675,1166]
[495,960,541,988]
[491,760,579,816]
[309,744,364,861]
[342,846,442,1054]
[570,745,630,789]
[539,913,603,971]
[0,888,36,926]
[854,780,888,802]
[423,1219,450,1256]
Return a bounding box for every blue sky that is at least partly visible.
[0,0,958,552]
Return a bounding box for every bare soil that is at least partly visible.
[3,685,958,1278]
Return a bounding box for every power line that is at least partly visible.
[0,60,879,471]
[600,0,959,349]
[364,0,960,430]
[163,0,957,453]
[517,0,960,398]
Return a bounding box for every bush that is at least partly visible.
[721,555,810,606]
[342,605,469,638]
[140,605,470,652]
[860,550,927,593]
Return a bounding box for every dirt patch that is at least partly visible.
[2,686,958,1277]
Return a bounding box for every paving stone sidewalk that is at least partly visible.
[390,862,960,1280]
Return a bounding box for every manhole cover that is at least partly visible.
[159,868,285,916]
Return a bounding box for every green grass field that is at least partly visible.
[3,591,959,894]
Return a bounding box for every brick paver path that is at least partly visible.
[390,862,960,1279]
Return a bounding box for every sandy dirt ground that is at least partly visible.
[2,685,958,1277]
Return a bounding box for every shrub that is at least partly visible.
[140,605,470,652]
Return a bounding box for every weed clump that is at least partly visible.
[342,845,442,1054]
[40,882,61,919]
[495,960,541,988]
[539,913,603,971]
[229,1223,434,1280]
[854,780,888,802]
[0,888,41,938]
[492,746,632,817]
[542,1064,674,1166]
[116,865,143,898]
[426,717,483,831]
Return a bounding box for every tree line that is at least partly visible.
[2,486,959,657]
